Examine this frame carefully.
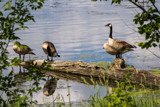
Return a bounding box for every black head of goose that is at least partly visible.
[13,41,35,61]
[42,41,60,61]
[104,23,136,58]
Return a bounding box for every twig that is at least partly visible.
[148,49,160,59]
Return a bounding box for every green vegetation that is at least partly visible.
[150,69,160,76]
[85,74,160,107]
[92,61,112,69]
[79,55,95,58]
[0,0,160,106]
[87,85,160,107]
[0,0,51,106]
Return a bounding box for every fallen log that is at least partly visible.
[19,59,160,89]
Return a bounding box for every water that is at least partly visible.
[2,0,160,105]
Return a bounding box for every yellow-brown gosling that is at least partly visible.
[42,41,60,61]
[104,23,136,58]
[13,41,35,61]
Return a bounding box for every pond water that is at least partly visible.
[2,0,160,106]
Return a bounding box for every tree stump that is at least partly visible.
[110,58,126,69]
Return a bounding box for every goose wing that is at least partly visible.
[103,42,119,55]
[48,43,57,53]
[21,44,33,51]
[114,39,136,48]
[47,45,52,56]
[21,44,35,55]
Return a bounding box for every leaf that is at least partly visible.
[2,1,12,10]
[14,28,20,31]
[11,57,21,66]
[152,43,157,47]
[0,11,3,16]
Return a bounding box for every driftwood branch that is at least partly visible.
[19,59,160,89]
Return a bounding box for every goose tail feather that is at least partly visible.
[29,52,36,55]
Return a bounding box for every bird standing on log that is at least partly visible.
[42,41,60,61]
[13,41,35,61]
[103,23,136,58]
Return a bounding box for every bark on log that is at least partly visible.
[19,59,160,89]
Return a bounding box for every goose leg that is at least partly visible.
[120,52,122,59]
[117,54,120,58]
[47,56,49,61]
[29,54,31,60]
[19,65,22,73]
[23,55,25,61]
[116,54,120,59]
[19,54,21,60]
[23,68,25,72]
[51,57,53,61]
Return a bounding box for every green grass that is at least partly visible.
[150,69,160,76]
[82,70,160,107]
[132,91,160,107]
[79,55,95,58]
[85,86,160,107]
[92,61,112,69]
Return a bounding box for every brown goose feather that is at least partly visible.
[42,41,60,61]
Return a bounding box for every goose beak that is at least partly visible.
[105,23,111,27]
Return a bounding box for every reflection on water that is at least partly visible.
[14,65,113,105]
[2,0,160,105]
[43,77,58,96]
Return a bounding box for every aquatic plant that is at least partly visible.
[85,73,160,107]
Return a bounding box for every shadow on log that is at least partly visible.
[19,59,160,89]
[45,70,118,88]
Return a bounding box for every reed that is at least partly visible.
[86,77,160,107]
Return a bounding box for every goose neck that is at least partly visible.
[109,26,112,38]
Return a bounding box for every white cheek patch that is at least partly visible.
[109,24,112,27]
[42,43,48,49]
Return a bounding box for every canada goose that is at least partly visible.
[42,41,60,61]
[13,41,35,61]
[104,23,136,58]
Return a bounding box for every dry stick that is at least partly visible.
[148,49,160,59]
[150,0,160,15]
[129,0,160,34]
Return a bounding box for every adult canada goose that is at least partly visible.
[104,23,136,58]
[42,41,60,61]
[13,41,35,61]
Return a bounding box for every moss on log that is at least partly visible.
[19,59,160,88]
